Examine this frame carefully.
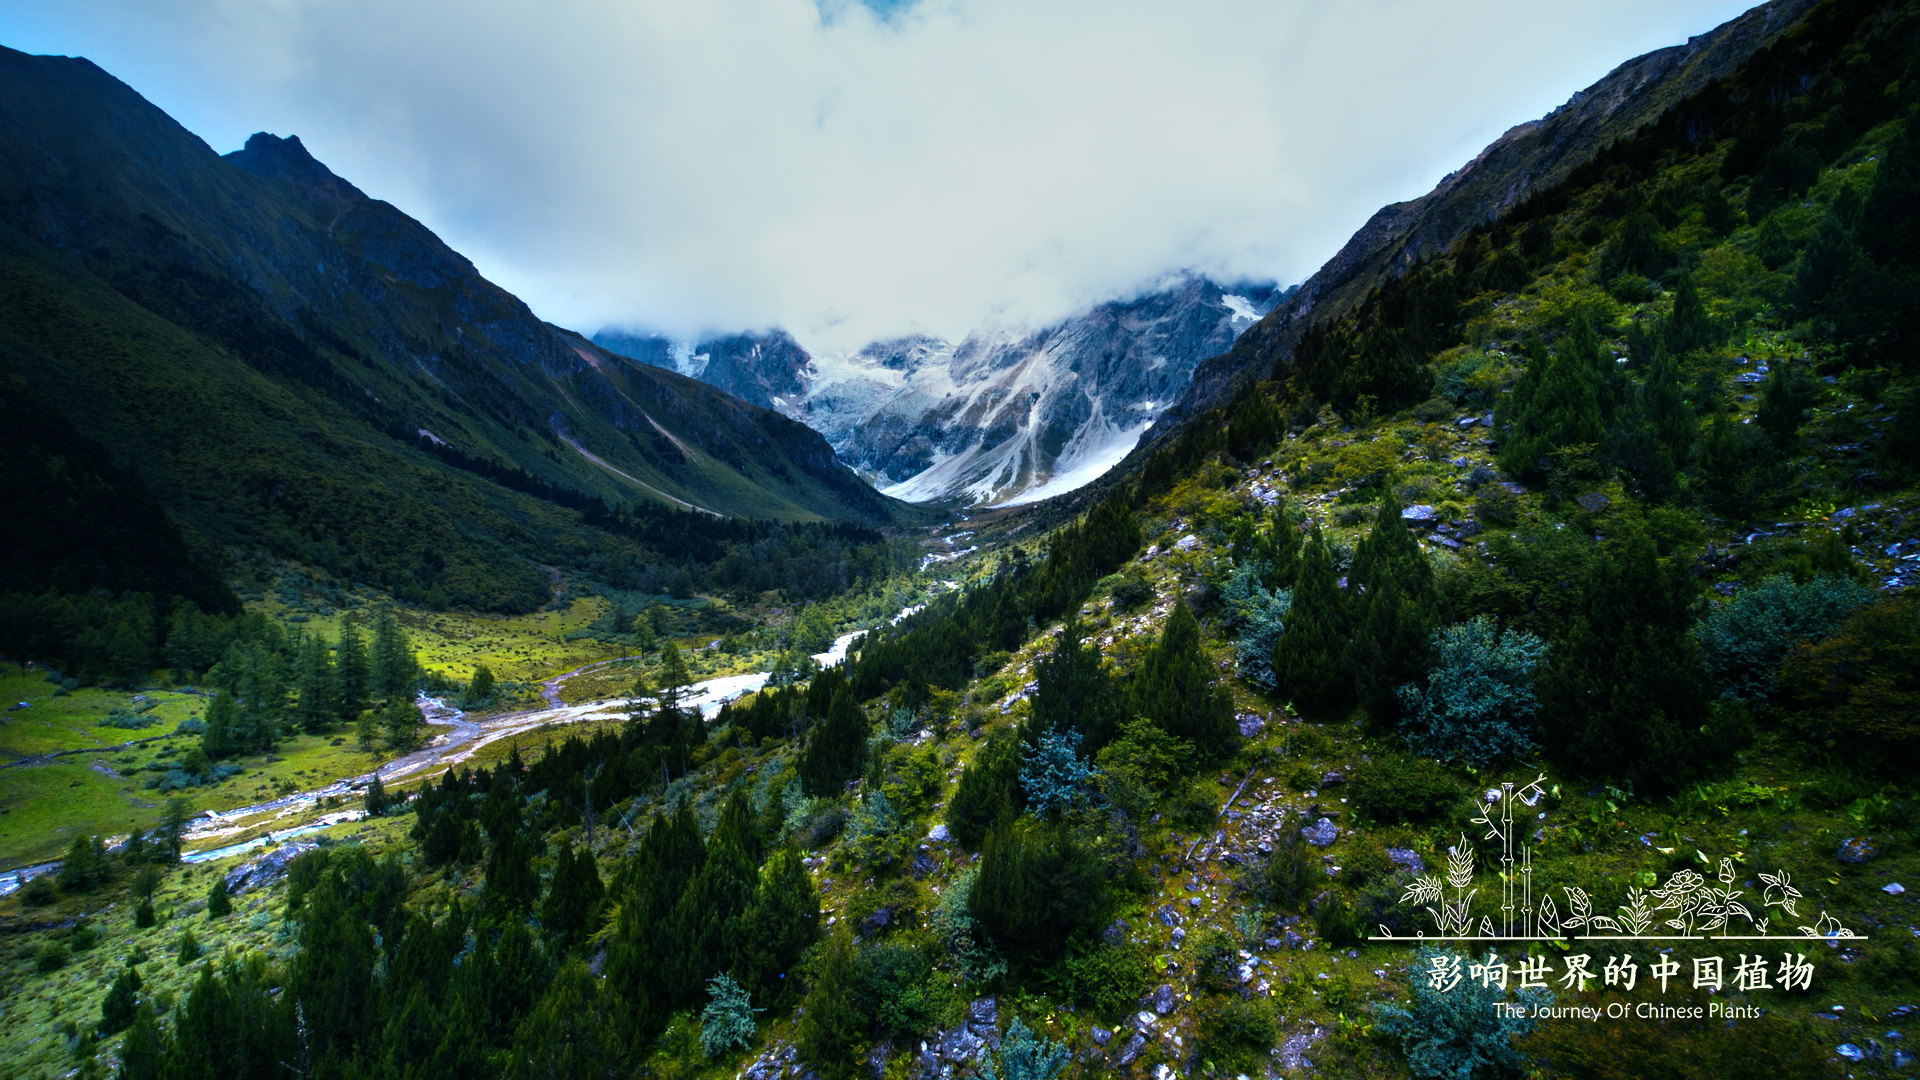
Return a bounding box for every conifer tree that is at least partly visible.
[799,686,869,797]
[158,798,191,863]
[1028,620,1119,753]
[368,610,416,702]
[541,842,605,947]
[99,965,142,1035]
[1346,492,1440,724]
[364,772,389,816]
[967,819,1107,971]
[383,695,421,750]
[1497,335,1604,483]
[944,728,1024,848]
[1537,528,1720,794]
[797,927,861,1079]
[118,998,163,1080]
[1126,601,1236,758]
[656,638,692,712]
[484,830,542,916]
[201,689,236,761]
[1663,271,1715,355]
[1643,338,1693,464]
[334,620,370,720]
[1271,527,1352,717]
[465,664,495,708]
[508,960,621,1080]
[740,847,820,1004]
[1757,362,1816,450]
[291,633,338,734]
[206,877,231,919]
[671,808,757,1001]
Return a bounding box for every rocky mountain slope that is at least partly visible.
[598,277,1280,507]
[0,46,905,609]
[1143,0,1816,448]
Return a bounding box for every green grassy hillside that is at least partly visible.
[0,46,918,615]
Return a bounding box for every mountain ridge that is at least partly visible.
[596,276,1282,507]
[0,46,914,610]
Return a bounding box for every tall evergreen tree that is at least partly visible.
[967,819,1108,971]
[796,927,862,1080]
[1346,492,1441,724]
[1537,528,1722,794]
[1028,619,1119,753]
[799,686,869,797]
[508,960,622,1080]
[201,689,236,761]
[1497,334,1605,483]
[542,842,606,948]
[655,639,692,712]
[1126,601,1236,758]
[485,830,543,916]
[1271,527,1352,717]
[99,964,142,1035]
[739,846,820,1005]
[383,695,422,750]
[1663,271,1716,355]
[944,728,1024,848]
[290,633,338,734]
[670,802,757,1001]
[334,620,370,721]
[368,610,416,702]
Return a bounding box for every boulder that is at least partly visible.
[1302,818,1339,847]
[1386,848,1426,874]
[224,841,318,895]
[1152,983,1178,1015]
[1838,837,1880,864]
[1401,504,1438,524]
[1237,712,1266,738]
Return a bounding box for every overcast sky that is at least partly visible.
[2,0,1758,353]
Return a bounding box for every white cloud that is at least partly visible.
[2,0,1759,352]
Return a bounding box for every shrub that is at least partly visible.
[20,874,57,906]
[35,942,69,972]
[1193,995,1276,1075]
[206,876,232,919]
[984,1018,1070,1080]
[1257,816,1316,911]
[1108,571,1153,613]
[929,867,1006,984]
[1397,616,1546,766]
[1191,927,1242,994]
[1059,942,1147,1020]
[698,973,759,1058]
[1019,729,1093,817]
[1348,753,1458,825]
[1695,573,1871,701]
[175,929,201,965]
[1779,594,1920,772]
[853,942,948,1042]
[1375,946,1547,1080]
[134,897,156,928]
[1313,892,1361,948]
[1474,484,1520,526]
